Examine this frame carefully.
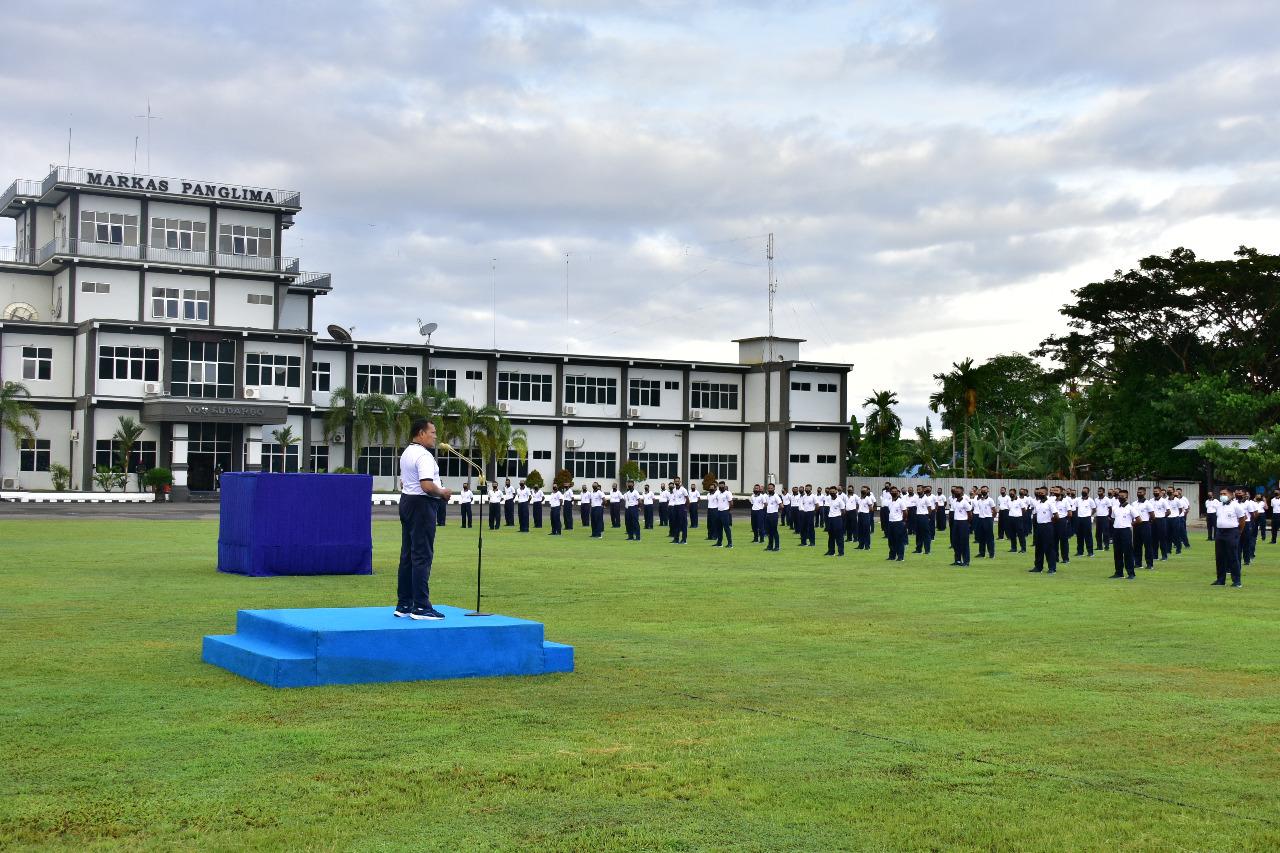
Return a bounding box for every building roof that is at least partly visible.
[731,336,806,343]
[1172,435,1256,451]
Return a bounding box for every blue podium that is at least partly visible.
[217,472,373,576]
[203,605,574,687]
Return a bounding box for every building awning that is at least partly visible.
[1173,436,1256,451]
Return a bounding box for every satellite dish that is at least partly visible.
[417,319,438,344]
[3,302,38,321]
[326,324,352,342]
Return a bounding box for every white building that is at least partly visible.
[0,164,851,496]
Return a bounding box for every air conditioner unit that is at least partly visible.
[564,438,583,450]
[2,477,18,490]
[243,388,262,399]
[628,440,645,451]
[68,430,80,442]
[143,382,163,396]
[562,404,577,416]
[498,401,511,413]
[627,407,640,418]
[690,409,703,420]
[330,433,345,444]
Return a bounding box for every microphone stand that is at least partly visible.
[438,443,492,616]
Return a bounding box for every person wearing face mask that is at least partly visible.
[1006,484,1027,554]
[712,480,734,548]
[948,486,973,567]
[1214,489,1247,587]
[799,485,817,547]
[1204,488,1218,542]
[1030,487,1058,574]
[1108,490,1137,579]
[824,486,847,557]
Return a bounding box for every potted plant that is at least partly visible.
[50,463,71,492]
[144,468,174,501]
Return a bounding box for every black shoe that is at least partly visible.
[1232,582,1242,588]
[1047,569,1056,574]
[394,605,412,618]
[1029,568,1043,573]
[1108,573,1124,579]
[409,607,445,621]
[1210,580,1226,586]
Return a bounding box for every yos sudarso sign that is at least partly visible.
[84,171,280,203]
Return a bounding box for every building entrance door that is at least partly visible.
[188,455,216,491]
[187,423,239,490]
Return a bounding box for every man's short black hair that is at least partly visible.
[410,418,432,439]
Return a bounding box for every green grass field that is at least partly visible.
[2,513,1278,851]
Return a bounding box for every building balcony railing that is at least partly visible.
[0,179,42,212]
[34,238,301,275]
[41,166,301,209]
[295,271,332,290]
[0,245,31,264]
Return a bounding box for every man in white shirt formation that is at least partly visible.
[885,486,908,561]
[879,482,893,539]
[668,477,690,544]
[503,477,517,528]
[1107,489,1137,580]
[1131,487,1154,570]
[588,482,606,538]
[1093,486,1111,552]
[798,485,817,547]
[824,486,846,557]
[705,482,722,542]
[488,483,503,530]
[712,480,734,548]
[641,485,655,529]
[561,484,575,531]
[458,481,474,529]
[688,483,701,531]
[1239,488,1260,567]
[396,418,452,621]
[531,485,544,529]
[1053,487,1074,565]
[1204,489,1218,542]
[1003,484,1025,554]
[912,485,933,556]
[516,481,532,533]
[845,486,860,545]
[749,485,765,543]
[762,483,782,551]
[657,483,670,527]
[623,480,642,541]
[948,486,972,567]
[1214,488,1248,587]
[973,486,996,559]
[608,482,624,529]
[1030,487,1058,574]
[1074,487,1095,557]
[579,485,592,528]
[547,484,563,536]
[1270,489,1280,545]
[857,486,876,551]
[1151,487,1171,561]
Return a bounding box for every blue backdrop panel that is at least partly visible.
[202,605,575,686]
[217,472,374,577]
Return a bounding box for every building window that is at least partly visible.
[312,362,331,392]
[357,446,398,477]
[565,375,617,406]
[97,345,160,381]
[94,439,158,471]
[263,443,300,473]
[81,281,110,293]
[218,224,273,258]
[309,444,329,473]
[171,339,235,399]
[246,353,301,388]
[21,346,52,381]
[439,446,480,478]
[790,381,812,392]
[788,453,811,463]
[465,370,483,381]
[19,439,51,472]
[428,368,456,397]
[80,211,139,246]
[565,450,616,479]
[500,450,530,478]
[247,293,274,305]
[532,449,552,460]
[498,371,553,402]
[151,287,179,319]
[690,381,738,410]
[664,380,680,391]
[817,383,838,393]
[816,454,838,464]
[630,452,678,480]
[689,453,738,481]
[182,289,210,321]
[150,287,208,321]
[150,218,207,252]
[357,364,418,396]
[628,379,661,408]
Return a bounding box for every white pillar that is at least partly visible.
[245,425,263,471]
[171,423,189,487]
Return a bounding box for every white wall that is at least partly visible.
[51,268,70,322]
[1,270,55,321]
[79,193,143,218]
[73,330,88,396]
[742,430,782,488]
[242,339,307,404]
[2,332,74,397]
[279,292,309,330]
[94,330,166,398]
[74,266,141,322]
[692,369,744,424]
[785,431,841,489]
[429,356,488,407]
[496,359,556,417]
[149,200,210,227]
[0,407,71,490]
[564,364,622,419]
[625,366,683,421]
[214,277,275,329]
[788,371,842,423]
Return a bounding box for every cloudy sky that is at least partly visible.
[4,0,1279,431]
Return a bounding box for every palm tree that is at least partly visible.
[911,416,947,476]
[474,414,528,484]
[270,425,300,472]
[1041,409,1093,479]
[324,388,397,479]
[112,416,146,491]
[440,398,504,470]
[863,389,902,477]
[929,358,981,477]
[2,382,40,480]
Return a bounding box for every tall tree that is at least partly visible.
[862,390,903,477]
[112,416,146,491]
[929,358,980,477]
[1,381,40,452]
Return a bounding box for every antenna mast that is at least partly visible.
[765,232,776,484]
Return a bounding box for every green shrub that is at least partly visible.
[50,463,71,491]
[144,468,173,493]
[333,466,357,474]
[552,468,574,490]
[525,470,545,490]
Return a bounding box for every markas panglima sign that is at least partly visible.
[84,171,281,203]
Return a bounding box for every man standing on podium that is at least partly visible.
[396,419,451,621]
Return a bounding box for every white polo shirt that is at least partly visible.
[1112,503,1134,529]
[624,489,640,507]
[886,497,907,522]
[459,488,473,504]
[1033,499,1055,524]
[764,493,781,514]
[532,489,544,503]
[589,489,604,507]
[800,493,816,512]
[399,443,439,495]
[828,494,847,517]
[950,496,972,521]
[1095,497,1111,517]
[642,491,654,505]
[1217,499,1247,529]
[669,487,689,506]
[1077,497,1095,518]
[548,490,562,508]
